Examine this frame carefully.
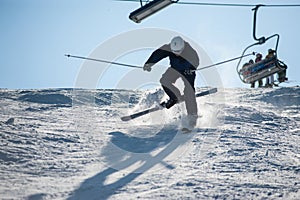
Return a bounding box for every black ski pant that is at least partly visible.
[160,67,197,116]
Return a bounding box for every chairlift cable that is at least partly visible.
[120,0,300,7]
[176,2,256,7]
[176,1,300,7]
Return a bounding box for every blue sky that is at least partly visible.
[1,0,300,89]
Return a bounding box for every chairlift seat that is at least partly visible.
[239,56,286,84]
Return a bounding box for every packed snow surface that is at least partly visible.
[0,87,299,199]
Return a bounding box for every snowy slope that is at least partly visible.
[0,87,299,200]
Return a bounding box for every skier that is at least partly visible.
[143,36,199,128]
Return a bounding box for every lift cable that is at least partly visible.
[175,1,300,7]
[121,0,300,7]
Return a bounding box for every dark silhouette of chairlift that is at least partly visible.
[236,5,288,85]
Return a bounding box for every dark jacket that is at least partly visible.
[145,42,199,72]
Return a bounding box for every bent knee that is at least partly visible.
[160,75,170,86]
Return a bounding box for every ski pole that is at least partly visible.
[65,54,143,69]
[195,52,256,71]
[66,52,255,71]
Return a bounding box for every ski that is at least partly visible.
[195,87,217,98]
[121,106,163,121]
[120,88,218,121]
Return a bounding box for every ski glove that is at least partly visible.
[143,63,152,72]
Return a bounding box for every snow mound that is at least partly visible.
[72,89,139,107]
[257,87,300,107]
[19,92,72,105]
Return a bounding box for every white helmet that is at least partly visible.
[170,36,185,54]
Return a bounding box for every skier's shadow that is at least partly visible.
[67,125,195,200]
[108,126,178,153]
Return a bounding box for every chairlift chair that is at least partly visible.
[236,5,288,86]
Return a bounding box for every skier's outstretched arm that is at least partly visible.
[143,45,170,72]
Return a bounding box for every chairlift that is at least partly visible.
[236,5,288,86]
[239,54,288,84]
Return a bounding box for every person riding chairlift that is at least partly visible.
[265,49,276,87]
[254,53,263,88]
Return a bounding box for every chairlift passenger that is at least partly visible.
[240,59,253,79]
[254,53,263,87]
[265,49,276,87]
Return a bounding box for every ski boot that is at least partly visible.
[160,98,178,109]
[181,114,198,133]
